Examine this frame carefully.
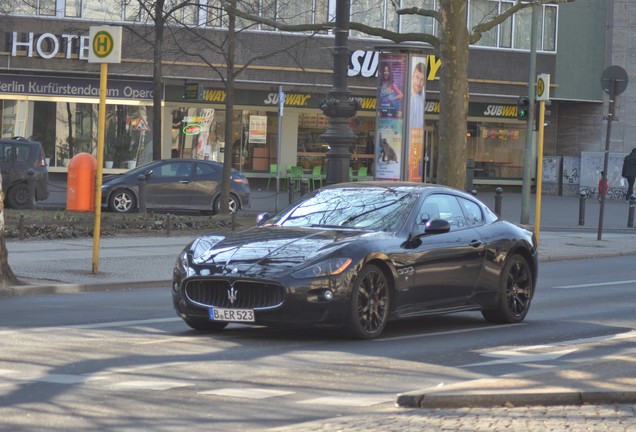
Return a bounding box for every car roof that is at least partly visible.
[0,137,42,146]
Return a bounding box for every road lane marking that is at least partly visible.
[553,279,636,289]
[463,330,636,367]
[198,388,294,399]
[107,380,194,391]
[374,323,524,342]
[0,317,181,336]
[298,395,394,407]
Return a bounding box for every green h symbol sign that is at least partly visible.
[93,31,114,58]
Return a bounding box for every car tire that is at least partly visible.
[213,193,240,214]
[6,183,30,209]
[108,189,137,213]
[343,264,390,340]
[482,254,534,324]
[183,318,228,332]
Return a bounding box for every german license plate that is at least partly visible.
[209,307,255,322]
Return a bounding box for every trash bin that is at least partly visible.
[67,152,97,212]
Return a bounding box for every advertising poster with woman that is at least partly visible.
[378,56,405,118]
[375,54,407,181]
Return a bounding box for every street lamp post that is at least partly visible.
[320,0,359,185]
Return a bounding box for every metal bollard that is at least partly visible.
[138,174,147,214]
[300,178,309,196]
[166,213,172,236]
[288,180,295,203]
[628,195,635,228]
[19,214,24,240]
[27,168,36,210]
[494,187,503,217]
[578,191,586,226]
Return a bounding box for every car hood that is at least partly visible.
[187,226,384,278]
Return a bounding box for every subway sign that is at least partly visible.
[348,50,442,81]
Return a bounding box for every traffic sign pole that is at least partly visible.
[88,26,122,274]
[92,62,107,274]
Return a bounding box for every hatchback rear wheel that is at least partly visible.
[6,184,30,209]
[108,189,137,213]
[214,193,240,214]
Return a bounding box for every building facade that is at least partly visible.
[0,0,625,193]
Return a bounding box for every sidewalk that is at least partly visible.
[3,187,636,429]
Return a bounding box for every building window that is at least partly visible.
[468,1,558,52]
[351,0,398,38]
[206,0,224,27]
[65,0,123,21]
[167,0,199,26]
[467,121,525,179]
[401,0,437,36]
[469,0,499,48]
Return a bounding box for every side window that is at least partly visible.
[156,162,192,177]
[419,194,467,231]
[459,197,484,227]
[16,144,31,162]
[195,162,217,178]
[2,145,15,162]
[0,144,8,163]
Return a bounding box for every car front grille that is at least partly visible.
[184,279,285,309]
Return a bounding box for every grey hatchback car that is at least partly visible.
[101,159,250,214]
[0,137,49,209]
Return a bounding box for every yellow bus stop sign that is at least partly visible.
[88,26,122,64]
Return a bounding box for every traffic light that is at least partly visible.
[517,96,530,121]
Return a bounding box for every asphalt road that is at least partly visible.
[1,255,635,431]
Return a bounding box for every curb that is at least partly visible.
[397,388,636,408]
[0,280,171,297]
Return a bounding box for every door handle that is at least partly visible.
[469,239,482,247]
[179,180,190,184]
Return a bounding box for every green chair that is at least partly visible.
[287,166,303,191]
[266,163,278,190]
[352,166,369,181]
[310,165,324,190]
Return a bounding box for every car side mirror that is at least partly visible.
[412,218,451,240]
[425,218,451,234]
[256,213,271,226]
[145,169,153,179]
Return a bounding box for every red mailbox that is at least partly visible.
[67,152,97,212]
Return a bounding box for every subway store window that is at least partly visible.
[467,122,525,179]
[172,109,279,173]
[296,113,376,173]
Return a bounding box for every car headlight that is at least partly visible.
[291,258,352,279]
[175,250,189,273]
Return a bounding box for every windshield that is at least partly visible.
[268,187,418,232]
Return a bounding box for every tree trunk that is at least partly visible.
[220,2,237,215]
[152,1,166,161]
[438,0,469,190]
[0,180,20,287]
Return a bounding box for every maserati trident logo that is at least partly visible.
[227,286,238,305]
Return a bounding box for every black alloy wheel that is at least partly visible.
[344,264,390,339]
[482,254,533,324]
